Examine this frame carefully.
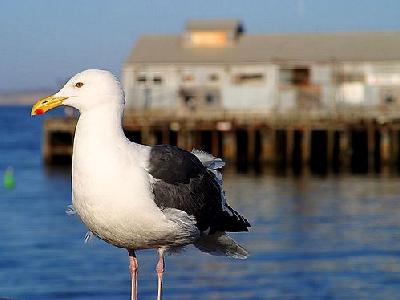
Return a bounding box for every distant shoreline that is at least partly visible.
[0,90,52,105]
[0,103,33,106]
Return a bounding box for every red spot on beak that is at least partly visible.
[35,108,44,115]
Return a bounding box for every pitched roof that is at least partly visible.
[126,31,400,65]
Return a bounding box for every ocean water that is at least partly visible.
[1,106,400,299]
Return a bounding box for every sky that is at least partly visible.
[1,0,400,91]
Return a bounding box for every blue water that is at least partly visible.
[1,106,400,299]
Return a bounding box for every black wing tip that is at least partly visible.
[238,218,251,231]
[221,206,251,232]
[245,220,251,231]
[219,213,251,233]
[233,222,251,232]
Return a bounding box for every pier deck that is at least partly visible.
[42,108,400,172]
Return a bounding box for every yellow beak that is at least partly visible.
[31,95,68,116]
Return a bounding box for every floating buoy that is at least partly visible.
[3,167,15,190]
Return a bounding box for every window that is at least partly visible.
[379,88,400,106]
[280,68,310,86]
[179,88,196,110]
[209,74,219,82]
[137,76,146,83]
[184,95,193,103]
[384,94,395,104]
[293,68,310,85]
[204,91,220,106]
[183,94,196,111]
[153,76,163,84]
[337,73,364,83]
[233,73,264,85]
[205,93,215,104]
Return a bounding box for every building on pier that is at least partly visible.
[122,19,400,115]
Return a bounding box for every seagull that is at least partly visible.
[31,69,250,300]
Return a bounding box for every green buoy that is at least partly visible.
[3,167,15,190]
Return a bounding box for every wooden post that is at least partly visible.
[390,127,398,165]
[212,130,219,156]
[340,128,350,168]
[187,130,195,150]
[392,128,399,166]
[286,128,293,165]
[261,128,274,164]
[367,123,375,170]
[141,126,150,145]
[223,130,236,163]
[327,128,334,167]
[177,129,186,150]
[148,128,157,145]
[302,127,310,166]
[381,127,390,165]
[162,125,169,145]
[247,127,255,166]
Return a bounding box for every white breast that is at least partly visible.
[71,113,197,249]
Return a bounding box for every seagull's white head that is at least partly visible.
[31,69,124,115]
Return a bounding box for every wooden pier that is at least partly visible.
[42,108,400,173]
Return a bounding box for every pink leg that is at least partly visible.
[156,248,165,300]
[128,249,138,300]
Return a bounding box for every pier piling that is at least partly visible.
[42,112,400,173]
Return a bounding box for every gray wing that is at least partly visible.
[148,145,250,234]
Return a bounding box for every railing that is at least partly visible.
[124,103,400,125]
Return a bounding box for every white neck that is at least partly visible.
[75,102,125,143]
[72,100,150,173]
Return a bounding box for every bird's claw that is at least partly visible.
[84,231,95,243]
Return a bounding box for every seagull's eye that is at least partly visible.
[75,82,84,88]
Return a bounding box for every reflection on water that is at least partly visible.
[1,107,400,299]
